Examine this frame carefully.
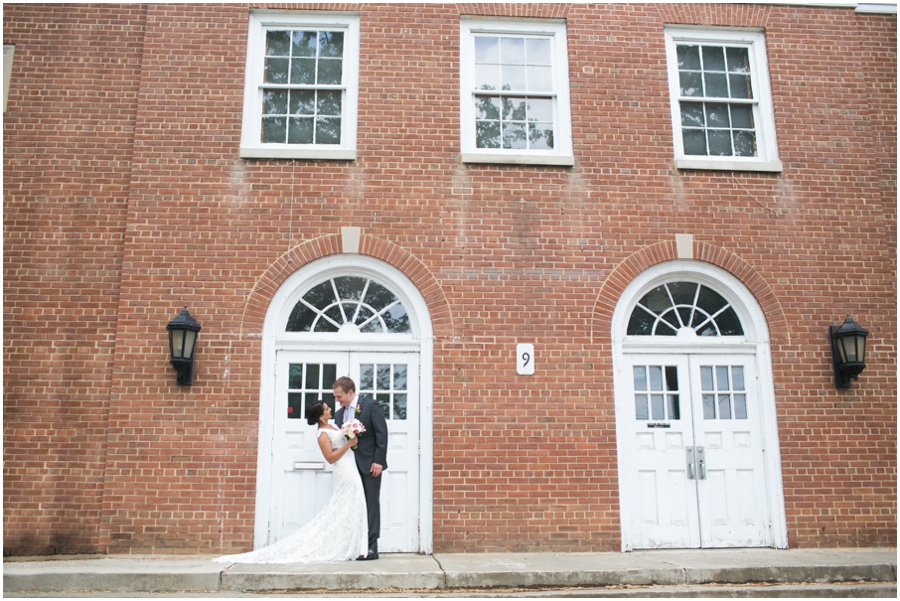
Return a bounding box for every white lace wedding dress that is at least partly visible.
[213,428,368,564]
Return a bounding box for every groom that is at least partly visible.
[333,376,388,560]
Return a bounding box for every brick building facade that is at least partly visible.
[3,2,896,556]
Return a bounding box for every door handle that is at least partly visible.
[686,446,696,480]
[685,446,706,481]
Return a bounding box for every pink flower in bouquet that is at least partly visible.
[340,419,366,449]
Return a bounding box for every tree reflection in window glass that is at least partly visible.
[286,276,412,334]
[627,282,744,337]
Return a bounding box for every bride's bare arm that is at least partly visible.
[318,431,357,464]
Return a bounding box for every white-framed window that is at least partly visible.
[460,17,573,167]
[240,11,359,160]
[664,26,782,173]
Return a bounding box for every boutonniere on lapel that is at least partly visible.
[354,402,362,417]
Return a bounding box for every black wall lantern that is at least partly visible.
[167,305,202,386]
[829,314,868,388]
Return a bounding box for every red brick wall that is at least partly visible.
[3,3,147,555]
[3,3,896,555]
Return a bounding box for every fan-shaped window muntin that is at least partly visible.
[286,275,411,334]
[627,281,743,337]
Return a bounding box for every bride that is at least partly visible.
[213,401,369,563]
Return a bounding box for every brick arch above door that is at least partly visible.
[591,239,788,346]
[240,232,453,340]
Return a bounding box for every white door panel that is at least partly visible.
[619,354,770,549]
[268,351,420,552]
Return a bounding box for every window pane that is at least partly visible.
[323,364,337,387]
[706,103,730,127]
[527,98,553,122]
[290,58,315,85]
[665,365,679,391]
[262,116,286,142]
[732,367,745,390]
[475,36,499,63]
[377,394,391,419]
[700,366,714,391]
[305,363,320,389]
[476,96,501,120]
[704,72,729,98]
[394,365,407,390]
[360,364,374,390]
[393,394,407,420]
[266,31,291,56]
[265,57,289,84]
[289,90,315,115]
[730,104,754,129]
[476,120,501,148]
[679,71,703,97]
[716,366,729,390]
[702,46,725,71]
[718,394,732,419]
[707,129,732,155]
[501,65,526,90]
[734,394,748,419]
[716,306,744,335]
[703,394,716,419]
[501,37,525,64]
[364,282,398,312]
[377,365,391,390]
[304,280,337,311]
[382,303,411,333]
[651,394,665,420]
[527,65,552,92]
[263,90,288,115]
[633,366,647,391]
[676,45,701,70]
[667,394,680,420]
[527,37,551,65]
[649,366,663,391]
[683,129,707,155]
[635,394,649,420]
[726,47,750,73]
[289,364,304,389]
[502,122,527,149]
[627,306,654,335]
[291,31,317,57]
[286,303,317,331]
[503,97,526,121]
[668,281,698,306]
[288,392,304,418]
[318,31,344,58]
[317,91,342,116]
[729,74,752,99]
[317,58,343,85]
[475,64,500,90]
[733,130,756,157]
[334,276,366,301]
[681,102,705,127]
[315,117,341,144]
[528,122,554,149]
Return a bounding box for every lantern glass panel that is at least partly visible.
[183,330,197,360]
[171,329,186,359]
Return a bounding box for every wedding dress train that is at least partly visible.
[213,428,368,563]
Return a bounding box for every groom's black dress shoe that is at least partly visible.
[357,551,379,560]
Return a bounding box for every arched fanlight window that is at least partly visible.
[627,281,744,337]
[286,276,411,334]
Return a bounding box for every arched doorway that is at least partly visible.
[612,260,787,551]
[254,255,433,553]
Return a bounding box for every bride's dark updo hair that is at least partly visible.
[305,401,326,425]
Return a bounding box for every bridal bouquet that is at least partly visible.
[340,419,365,449]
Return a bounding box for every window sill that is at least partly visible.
[462,152,574,167]
[241,147,356,161]
[675,158,783,173]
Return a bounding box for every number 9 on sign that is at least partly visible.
[516,343,535,375]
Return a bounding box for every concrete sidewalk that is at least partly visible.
[3,548,896,596]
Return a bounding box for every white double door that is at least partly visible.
[619,353,772,549]
[267,350,420,552]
